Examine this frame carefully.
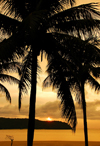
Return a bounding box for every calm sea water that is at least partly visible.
[0,129,100,141]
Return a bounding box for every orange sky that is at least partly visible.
[0,0,100,130]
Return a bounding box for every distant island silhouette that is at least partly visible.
[0,117,71,129]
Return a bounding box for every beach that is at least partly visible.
[1,141,100,146]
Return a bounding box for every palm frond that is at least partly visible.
[65,0,75,7]
[43,75,77,130]
[0,74,19,84]
[0,61,21,75]
[87,74,100,92]
[43,72,77,130]
[0,30,25,62]
[0,13,21,35]
[0,9,48,61]
[49,19,100,39]
[0,82,11,103]
[90,66,100,78]
[37,59,42,81]
[58,81,77,130]
[51,32,100,65]
[49,3,100,23]
[0,0,73,19]
[43,52,77,130]
[18,50,32,109]
[43,75,54,89]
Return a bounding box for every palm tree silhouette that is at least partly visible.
[43,35,100,146]
[0,1,100,146]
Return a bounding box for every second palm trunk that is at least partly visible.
[81,81,88,146]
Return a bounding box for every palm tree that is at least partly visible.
[0,1,100,146]
[43,34,100,146]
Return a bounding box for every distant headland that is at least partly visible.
[0,117,71,129]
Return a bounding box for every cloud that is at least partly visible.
[36,100,100,120]
[75,100,100,120]
[0,104,29,118]
[36,100,62,119]
[0,100,62,120]
[0,100,100,121]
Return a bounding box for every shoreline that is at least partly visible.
[1,141,100,146]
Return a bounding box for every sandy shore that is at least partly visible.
[0,141,100,146]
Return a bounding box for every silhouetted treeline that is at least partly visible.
[0,117,71,129]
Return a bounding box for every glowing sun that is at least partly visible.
[46,117,52,121]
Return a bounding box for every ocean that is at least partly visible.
[0,129,100,141]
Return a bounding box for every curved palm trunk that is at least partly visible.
[27,52,37,146]
[81,81,88,146]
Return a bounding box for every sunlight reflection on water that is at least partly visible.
[0,129,100,141]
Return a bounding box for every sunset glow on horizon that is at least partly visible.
[46,117,52,121]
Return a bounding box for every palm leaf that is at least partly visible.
[0,13,21,35]
[0,82,11,103]
[0,0,74,19]
[0,9,48,62]
[87,74,100,92]
[51,33,100,65]
[0,29,25,62]
[43,51,77,130]
[58,81,77,130]
[18,50,32,109]
[90,66,100,78]
[43,75,77,130]
[49,3,100,21]
[0,61,21,75]
[49,19,100,38]
[0,74,19,84]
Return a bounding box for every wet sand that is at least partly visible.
[0,141,100,146]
